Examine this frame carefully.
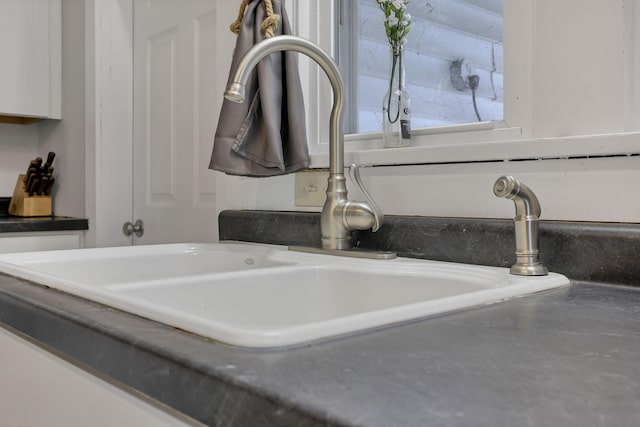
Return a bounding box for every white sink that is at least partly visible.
[0,243,292,287]
[0,242,569,348]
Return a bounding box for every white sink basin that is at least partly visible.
[0,243,292,287]
[0,242,569,348]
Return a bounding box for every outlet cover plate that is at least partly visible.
[294,170,328,207]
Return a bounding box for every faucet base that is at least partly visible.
[321,234,352,251]
[509,263,549,276]
[289,246,397,260]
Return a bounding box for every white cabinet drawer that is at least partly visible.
[0,231,83,254]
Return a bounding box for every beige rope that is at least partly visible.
[230,0,249,34]
[261,0,280,38]
[229,0,281,38]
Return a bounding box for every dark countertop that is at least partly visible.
[2,210,639,425]
[1,272,638,426]
[219,210,640,287]
[0,197,88,233]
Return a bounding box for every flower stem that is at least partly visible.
[386,52,402,124]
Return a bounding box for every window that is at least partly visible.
[337,0,504,135]
[291,0,634,169]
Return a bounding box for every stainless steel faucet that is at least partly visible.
[225,35,390,258]
[493,176,548,276]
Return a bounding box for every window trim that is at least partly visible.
[294,0,640,169]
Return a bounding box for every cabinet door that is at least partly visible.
[0,0,61,119]
[0,327,196,426]
[0,232,84,254]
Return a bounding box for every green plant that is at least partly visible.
[376,0,412,53]
[377,0,412,125]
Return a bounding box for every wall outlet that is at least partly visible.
[294,170,329,207]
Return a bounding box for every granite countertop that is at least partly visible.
[0,272,638,426]
[1,210,639,425]
[0,197,88,233]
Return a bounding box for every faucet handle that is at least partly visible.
[348,164,384,232]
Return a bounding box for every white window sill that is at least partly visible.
[308,128,640,169]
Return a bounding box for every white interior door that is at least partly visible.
[132,0,222,244]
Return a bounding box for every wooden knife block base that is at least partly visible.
[9,174,52,217]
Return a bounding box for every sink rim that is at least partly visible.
[0,242,571,348]
[0,241,292,289]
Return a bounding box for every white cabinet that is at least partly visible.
[0,326,196,426]
[0,0,61,121]
[0,231,84,254]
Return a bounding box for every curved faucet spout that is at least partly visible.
[225,35,345,176]
[226,35,384,253]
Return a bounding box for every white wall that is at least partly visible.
[39,0,86,218]
[530,0,627,138]
[0,1,85,219]
[0,124,39,195]
[231,156,640,223]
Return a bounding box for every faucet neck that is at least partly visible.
[226,35,345,176]
[226,35,385,252]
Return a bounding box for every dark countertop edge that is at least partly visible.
[0,197,88,233]
[219,209,640,228]
[217,209,640,236]
[0,217,89,233]
[0,273,347,427]
[0,197,9,213]
[0,216,89,237]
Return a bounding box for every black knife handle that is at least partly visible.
[38,177,49,195]
[25,167,37,187]
[24,160,39,180]
[28,178,39,196]
[45,176,55,196]
[43,152,56,170]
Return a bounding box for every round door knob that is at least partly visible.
[122,219,144,237]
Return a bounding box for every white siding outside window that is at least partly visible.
[287,0,639,170]
[338,0,503,135]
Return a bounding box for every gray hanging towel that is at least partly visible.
[209,0,309,177]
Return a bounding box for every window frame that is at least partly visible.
[287,0,640,169]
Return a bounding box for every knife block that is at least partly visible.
[9,174,52,217]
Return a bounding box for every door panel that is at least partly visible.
[133,0,221,244]
[147,27,178,205]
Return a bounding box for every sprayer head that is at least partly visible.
[493,175,519,199]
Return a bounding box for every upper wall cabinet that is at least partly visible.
[0,0,61,123]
